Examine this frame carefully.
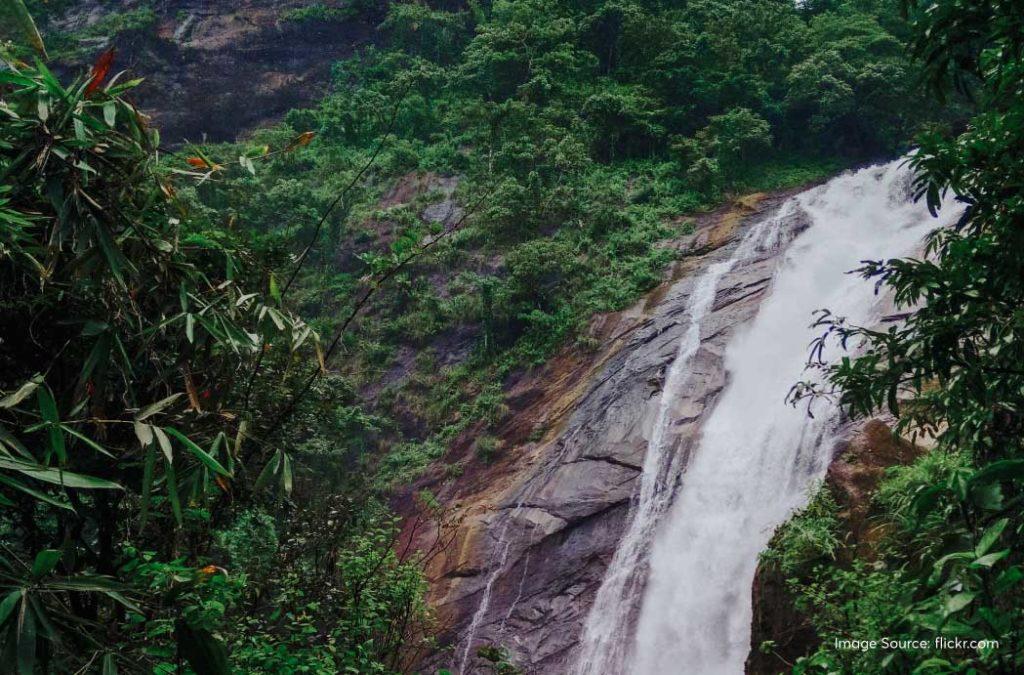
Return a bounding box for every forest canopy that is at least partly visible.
[1,0,1015,672]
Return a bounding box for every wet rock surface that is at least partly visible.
[745,418,924,674]
[48,1,381,143]
[397,187,819,673]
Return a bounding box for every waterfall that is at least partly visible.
[573,199,794,674]
[574,159,964,674]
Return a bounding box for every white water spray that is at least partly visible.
[573,200,793,674]
[575,160,963,674]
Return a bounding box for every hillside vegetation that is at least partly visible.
[3,0,1015,673]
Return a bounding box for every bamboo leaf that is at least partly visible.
[233,419,247,459]
[61,426,114,458]
[269,273,281,304]
[163,427,231,477]
[153,427,173,464]
[3,0,47,59]
[133,422,153,449]
[16,592,35,675]
[975,518,1009,558]
[103,101,116,127]
[0,376,41,409]
[0,424,34,461]
[0,590,20,626]
[80,332,111,386]
[36,387,65,464]
[134,394,183,422]
[164,459,182,527]
[0,457,122,489]
[0,475,73,511]
[281,452,293,496]
[30,549,60,580]
[253,450,282,492]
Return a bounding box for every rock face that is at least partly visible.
[47,1,381,142]
[745,419,924,674]
[397,187,819,673]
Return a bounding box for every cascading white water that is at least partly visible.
[573,200,793,674]
[575,160,964,675]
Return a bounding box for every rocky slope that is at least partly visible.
[745,418,924,674]
[44,0,382,142]
[396,186,832,673]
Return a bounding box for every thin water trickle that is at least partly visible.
[458,442,575,672]
[574,160,964,675]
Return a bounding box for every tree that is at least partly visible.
[786,0,1024,671]
[0,53,315,671]
[700,107,772,174]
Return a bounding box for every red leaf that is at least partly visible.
[85,49,116,97]
[186,157,209,169]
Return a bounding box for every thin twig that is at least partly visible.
[247,185,493,460]
[240,85,411,409]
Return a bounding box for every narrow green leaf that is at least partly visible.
[4,0,48,58]
[975,518,1009,558]
[61,426,114,458]
[281,452,293,496]
[80,332,111,386]
[103,101,116,127]
[153,427,173,464]
[0,376,42,409]
[93,221,128,287]
[164,460,182,527]
[253,450,282,492]
[16,593,35,675]
[0,457,122,489]
[164,427,231,477]
[36,387,65,464]
[30,550,59,580]
[944,592,975,615]
[0,424,34,461]
[0,475,73,511]
[0,590,20,626]
[133,422,153,449]
[134,393,183,422]
[269,273,281,304]
[233,419,247,459]
[972,550,1009,569]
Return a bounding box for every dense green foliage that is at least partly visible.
[0,54,436,674]
[184,0,943,490]
[771,0,1024,671]
[0,0,989,671]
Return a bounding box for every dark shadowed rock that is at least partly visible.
[46,0,382,143]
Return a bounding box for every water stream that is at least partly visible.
[574,159,963,674]
[573,197,795,674]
